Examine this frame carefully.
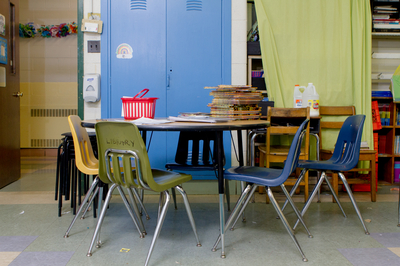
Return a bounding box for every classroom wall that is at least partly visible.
[83,0,248,120]
[19,0,78,148]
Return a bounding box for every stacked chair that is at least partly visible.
[64,115,149,238]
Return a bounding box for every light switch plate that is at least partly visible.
[88,41,100,53]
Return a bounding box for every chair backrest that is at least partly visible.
[266,106,310,157]
[280,119,310,180]
[95,121,162,191]
[319,106,355,129]
[174,131,224,166]
[68,115,98,175]
[329,115,366,171]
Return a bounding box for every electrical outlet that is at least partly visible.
[88,40,100,53]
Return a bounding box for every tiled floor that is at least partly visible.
[0,157,400,265]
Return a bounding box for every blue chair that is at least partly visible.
[285,115,369,235]
[212,119,312,262]
[165,131,230,210]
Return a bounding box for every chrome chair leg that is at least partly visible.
[281,168,307,213]
[117,186,145,238]
[174,186,202,247]
[81,185,99,219]
[145,191,171,266]
[225,179,231,211]
[64,177,99,238]
[126,188,147,234]
[267,187,308,262]
[293,172,346,230]
[95,186,104,248]
[157,192,164,222]
[212,184,256,250]
[230,184,258,231]
[171,187,178,210]
[339,172,370,235]
[87,183,117,257]
[130,187,150,220]
[240,181,247,222]
[280,184,313,238]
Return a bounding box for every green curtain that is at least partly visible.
[255,0,372,150]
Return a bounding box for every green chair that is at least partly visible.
[89,121,201,266]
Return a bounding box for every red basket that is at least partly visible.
[121,89,158,120]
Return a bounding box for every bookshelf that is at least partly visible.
[371,0,400,33]
[372,97,400,184]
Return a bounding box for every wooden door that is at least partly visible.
[0,0,20,188]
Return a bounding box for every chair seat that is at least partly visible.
[225,166,285,187]
[165,163,215,172]
[297,159,354,172]
[150,169,192,192]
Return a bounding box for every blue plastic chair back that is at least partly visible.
[279,119,310,182]
[328,115,365,171]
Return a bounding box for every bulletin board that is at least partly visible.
[0,37,6,64]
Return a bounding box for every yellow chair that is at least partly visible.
[259,107,310,202]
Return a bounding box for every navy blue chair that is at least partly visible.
[166,131,230,211]
[211,119,312,262]
[284,115,369,235]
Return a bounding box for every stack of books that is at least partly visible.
[373,5,400,31]
[206,85,263,120]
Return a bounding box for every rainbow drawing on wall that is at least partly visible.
[116,43,133,59]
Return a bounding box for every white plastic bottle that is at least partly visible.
[293,85,306,108]
[302,83,319,117]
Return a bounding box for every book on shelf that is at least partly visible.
[374,5,397,10]
[374,23,400,29]
[373,14,391,19]
[373,19,400,24]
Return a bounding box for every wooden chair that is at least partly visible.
[259,107,310,202]
[319,106,377,202]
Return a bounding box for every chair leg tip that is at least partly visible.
[146,216,150,220]
[63,234,69,238]
[197,243,202,247]
[302,258,308,262]
[365,232,370,235]
[308,235,313,239]
[211,248,217,252]
[86,253,92,257]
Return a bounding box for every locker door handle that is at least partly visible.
[167,68,172,88]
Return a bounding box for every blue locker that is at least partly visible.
[101,0,231,176]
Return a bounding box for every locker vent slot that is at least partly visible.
[30,109,77,117]
[187,0,202,11]
[131,0,147,10]
[31,139,63,148]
